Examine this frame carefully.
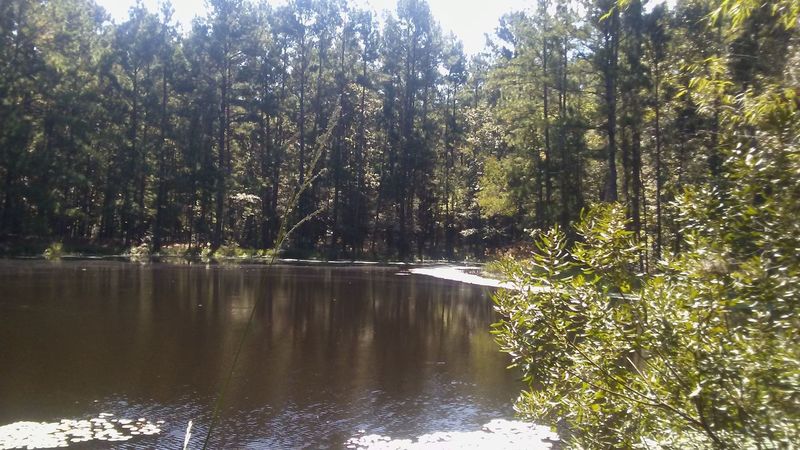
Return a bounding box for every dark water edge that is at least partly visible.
[0,260,522,448]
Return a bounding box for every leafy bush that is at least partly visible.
[178,243,215,262]
[493,201,800,448]
[156,243,191,258]
[43,242,64,260]
[127,242,151,261]
[213,244,256,259]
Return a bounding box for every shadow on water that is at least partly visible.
[0,260,522,448]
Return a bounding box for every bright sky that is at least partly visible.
[95,0,533,55]
[97,0,674,55]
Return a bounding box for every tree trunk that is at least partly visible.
[601,8,619,202]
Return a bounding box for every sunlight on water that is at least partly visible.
[345,419,558,450]
[409,266,512,288]
[0,414,162,449]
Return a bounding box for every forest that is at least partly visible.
[1,0,791,262]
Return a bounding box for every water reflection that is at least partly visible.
[0,261,521,448]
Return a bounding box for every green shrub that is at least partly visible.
[127,242,151,261]
[199,244,213,262]
[213,244,255,258]
[156,243,190,258]
[43,242,64,260]
[493,202,800,448]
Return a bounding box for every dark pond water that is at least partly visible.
[0,260,522,448]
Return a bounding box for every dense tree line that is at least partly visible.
[0,0,472,259]
[0,0,796,264]
[475,0,797,268]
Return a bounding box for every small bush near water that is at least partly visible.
[213,244,259,259]
[42,242,63,260]
[493,201,799,448]
[127,242,151,260]
[155,242,274,262]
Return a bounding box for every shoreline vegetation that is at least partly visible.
[0,237,496,268]
[5,246,491,268]
[5,247,509,290]
[0,237,491,261]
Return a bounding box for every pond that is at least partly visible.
[0,260,542,448]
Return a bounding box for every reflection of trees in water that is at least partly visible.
[0,262,519,447]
